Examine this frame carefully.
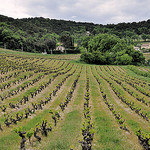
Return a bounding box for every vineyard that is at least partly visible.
[0,52,150,150]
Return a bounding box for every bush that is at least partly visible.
[80,34,145,65]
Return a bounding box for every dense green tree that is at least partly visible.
[116,54,132,65]
[81,34,145,65]
[60,31,74,49]
[141,33,149,41]
[0,14,150,55]
[88,34,119,53]
[131,50,145,65]
[45,39,56,53]
[81,36,91,50]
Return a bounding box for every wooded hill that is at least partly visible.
[0,14,150,53]
[0,15,96,36]
[1,14,150,35]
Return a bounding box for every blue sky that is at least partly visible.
[0,0,150,24]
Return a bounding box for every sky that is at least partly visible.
[0,0,150,25]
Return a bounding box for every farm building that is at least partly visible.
[56,46,65,52]
[134,46,140,51]
[141,43,150,49]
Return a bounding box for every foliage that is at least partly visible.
[80,34,145,65]
[127,65,150,77]
[60,31,74,49]
[1,14,150,53]
[26,130,34,142]
[0,53,150,149]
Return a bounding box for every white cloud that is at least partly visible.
[0,0,30,18]
[71,16,77,19]
[0,0,150,24]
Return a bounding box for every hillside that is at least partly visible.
[0,15,97,35]
[0,14,150,53]
[1,14,150,35]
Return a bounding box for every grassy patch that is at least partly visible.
[143,53,150,60]
[122,66,150,82]
[89,66,140,150]
[43,110,81,150]
[127,120,140,132]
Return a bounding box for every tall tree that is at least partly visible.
[60,31,74,49]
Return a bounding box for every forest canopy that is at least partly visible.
[80,34,145,65]
[0,14,150,53]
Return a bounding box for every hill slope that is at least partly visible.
[0,14,150,52]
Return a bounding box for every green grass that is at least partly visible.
[122,66,150,82]
[0,48,81,60]
[0,109,50,150]
[43,110,81,150]
[94,110,127,150]
[37,66,86,150]
[143,53,150,60]
[0,51,149,150]
[88,66,142,150]
[0,48,45,56]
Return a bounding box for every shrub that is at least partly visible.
[80,33,145,65]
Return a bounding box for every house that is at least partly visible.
[134,46,140,51]
[86,31,90,36]
[42,49,47,55]
[56,46,65,52]
[141,43,150,49]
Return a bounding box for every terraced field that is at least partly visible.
[0,52,150,150]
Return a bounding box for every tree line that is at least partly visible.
[1,14,150,52]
